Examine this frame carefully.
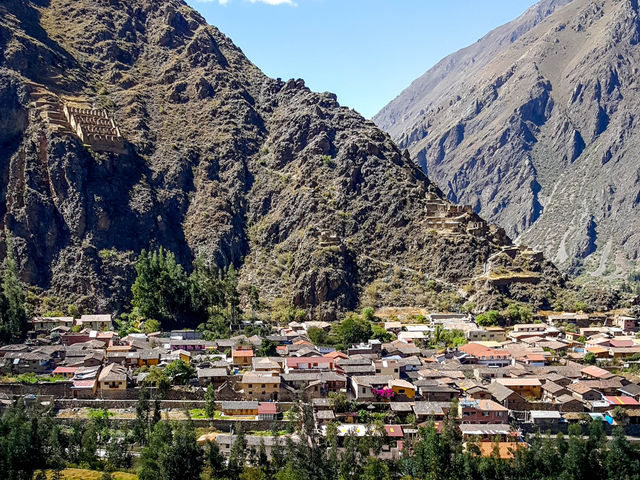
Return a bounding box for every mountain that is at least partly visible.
[374,0,640,279]
[0,0,564,320]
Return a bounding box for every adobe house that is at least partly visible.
[240,372,281,401]
[232,348,254,368]
[98,363,128,398]
[459,399,508,424]
[495,378,542,400]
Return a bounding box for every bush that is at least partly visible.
[476,310,502,327]
[584,352,597,365]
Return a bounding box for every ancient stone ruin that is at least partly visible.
[63,104,125,153]
[319,229,342,248]
[424,190,488,236]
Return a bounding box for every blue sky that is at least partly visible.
[187,0,539,119]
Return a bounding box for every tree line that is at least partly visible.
[122,248,244,339]
[2,397,640,480]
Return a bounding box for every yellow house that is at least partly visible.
[388,379,416,399]
[232,348,254,368]
[138,351,160,368]
[221,401,259,416]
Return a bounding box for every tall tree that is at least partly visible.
[0,234,27,344]
[205,383,216,419]
[131,248,190,328]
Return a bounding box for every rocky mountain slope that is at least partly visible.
[375,0,640,279]
[0,0,564,319]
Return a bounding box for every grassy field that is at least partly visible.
[1,373,69,384]
[45,469,137,479]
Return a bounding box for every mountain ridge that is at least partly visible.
[0,0,566,319]
[374,0,640,279]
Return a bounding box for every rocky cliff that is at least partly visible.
[375,0,640,280]
[0,0,563,319]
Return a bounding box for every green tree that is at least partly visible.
[145,366,171,399]
[164,359,196,385]
[333,312,373,348]
[502,303,532,325]
[605,427,640,480]
[161,421,203,480]
[133,387,151,445]
[205,383,216,419]
[307,326,328,345]
[362,457,391,480]
[131,248,191,329]
[475,310,502,327]
[0,235,28,345]
[257,338,278,356]
[142,319,161,334]
[371,325,393,343]
[584,352,597,365]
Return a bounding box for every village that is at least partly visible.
[2,309,640,464]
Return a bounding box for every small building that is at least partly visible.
[52,366,78,378]
[466,327,507,343]
[412,401,450,423]
[581,365,615,380]
[213,434,300,459]
[286,356,334,372]
[487,382,529,412]
[240,372,281,401]
[316,409,336,425]
[350,375,395,401]
[459,399,508,424]
[529,410,562,429]
[542,381,570,402]
[221,401,259,417]
[388,379,416,399]
[3,351,54,374]
[458,423,512,441]
[458,343,511,367]
[231,349,254,368]
[257,402,280,421]
[495,378,542,400]
[197,368,229,388]
[556,394,585,412]
[30,316,74,332]
[603,396,640,409]
[567,383,602,402]
[78,314,113,331]
[97,363,128,397]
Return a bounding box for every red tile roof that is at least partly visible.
[72,380,95,388]
[324,351,348,360]
[581,365,614,379]
[384,425,404,437]
[604,396,640,406]
[52,366,78,374]
[286,357,333,367]
[459,343,511,360]
[258,402,278,414]
[232,349,254,357]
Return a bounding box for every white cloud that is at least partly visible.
[197,0,297,5]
